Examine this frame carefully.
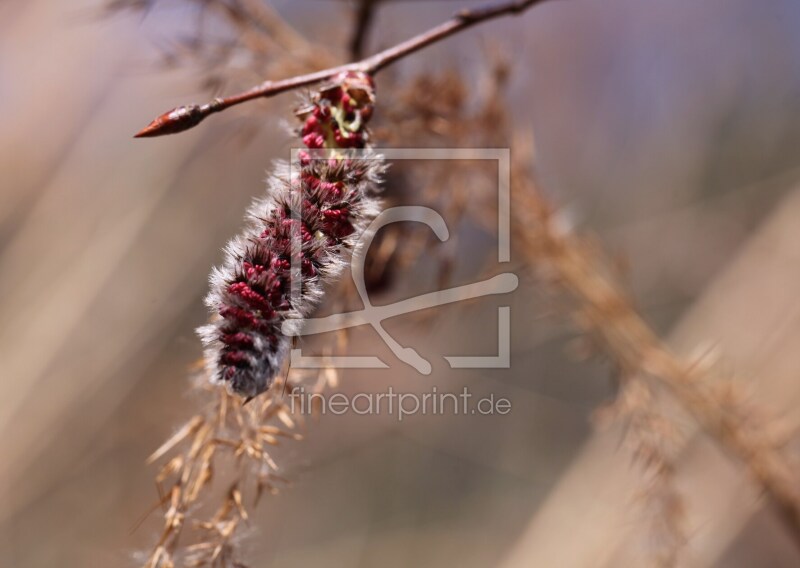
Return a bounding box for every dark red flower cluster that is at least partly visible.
[299,72,375,150]
[198,72,383,398]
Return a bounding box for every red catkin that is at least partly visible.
[198,72,383,398]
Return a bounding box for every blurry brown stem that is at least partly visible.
[235,0,312,55]
[134,0,554,137]
[514,175,800,542]
[350,0,380,59]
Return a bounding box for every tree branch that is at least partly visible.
[134,0,555,138]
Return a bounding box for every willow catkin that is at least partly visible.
[198,71,383,398]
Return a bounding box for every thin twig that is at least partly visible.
[134,0,555,137]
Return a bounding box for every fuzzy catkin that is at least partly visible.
[198,72,383,398]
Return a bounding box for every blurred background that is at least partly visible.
[2,0,800,566]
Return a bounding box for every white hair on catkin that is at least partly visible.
[197,72,382,398]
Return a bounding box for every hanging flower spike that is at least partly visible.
[198,71,384,398]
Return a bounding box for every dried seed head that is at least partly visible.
[198,72,383,398]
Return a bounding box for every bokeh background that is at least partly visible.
[3,0,800,566]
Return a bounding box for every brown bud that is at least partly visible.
[134,104,206,138]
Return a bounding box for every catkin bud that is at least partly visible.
[198,72,383,398]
